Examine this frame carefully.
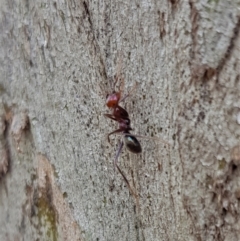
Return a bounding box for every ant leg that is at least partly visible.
[104,113,118,122]
[107,128,124,144]
[114,140,124,170]
[121,133,170,146]
[115,161,138,199]
[115,164,128,185]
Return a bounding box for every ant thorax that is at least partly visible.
[119,118,132,131]
[113,105,129,120]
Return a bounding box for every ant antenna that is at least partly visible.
[119,82,138,103]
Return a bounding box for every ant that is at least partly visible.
[104,77,141,168]
[104,76,142,197]
[104,61,169,197]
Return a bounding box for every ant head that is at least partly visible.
[106,91,121,108]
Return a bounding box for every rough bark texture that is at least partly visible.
[0,0,240,240]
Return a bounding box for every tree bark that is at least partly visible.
[1,0,240,240]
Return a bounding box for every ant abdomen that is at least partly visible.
[124,133,142,154]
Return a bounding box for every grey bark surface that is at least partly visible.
[1,0,240,240]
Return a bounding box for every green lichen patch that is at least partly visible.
[37,194,58,241]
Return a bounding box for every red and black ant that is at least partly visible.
[104,62,169,197]
[104,77,141,167]
[104,76,142,196]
